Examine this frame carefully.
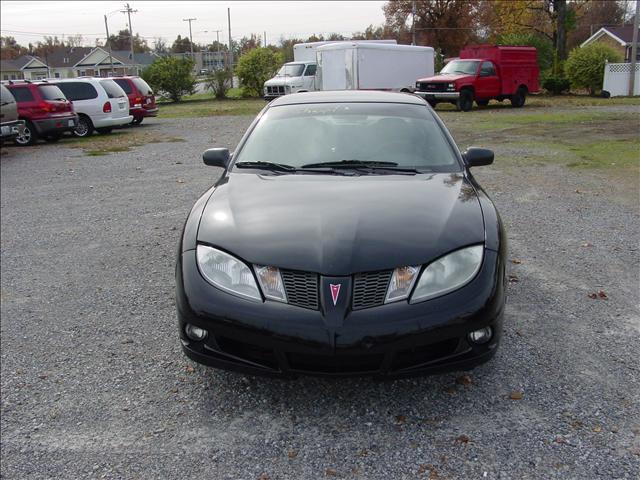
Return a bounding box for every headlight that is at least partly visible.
[415,81,420,88]
[447,83,455,90]
[196,245,261,301]
[385,265,420,303]
[284,85,291,93]
[410,245,483,303]
[254,265,287,302]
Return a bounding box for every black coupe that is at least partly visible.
[176,91,506,378]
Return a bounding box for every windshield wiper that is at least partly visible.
[235,161,297,172]
[301,159,399,168]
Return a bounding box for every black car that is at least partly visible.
[176,91,506,378]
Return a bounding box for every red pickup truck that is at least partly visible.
[415,45,539,111]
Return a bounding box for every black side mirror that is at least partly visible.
[463,147,494,167]
[202,148,230,168]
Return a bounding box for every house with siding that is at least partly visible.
[1,56,48,80]
[580,26,640,62]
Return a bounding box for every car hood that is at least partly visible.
[264,76,301,87]
[198,172,485,275]
[418,73,473,83]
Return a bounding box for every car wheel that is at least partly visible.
[476,100,489,107]
[96,127,113,134]
[44,134,61,143]
[131,117,143,125]
[456,90,474,112]
[14,121,37,146]
[73,116,94,137]
[510,88,526,108]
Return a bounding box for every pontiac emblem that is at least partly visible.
[330,284,341,306]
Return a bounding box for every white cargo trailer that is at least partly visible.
[316,43,434,92]
[293,39,397,62]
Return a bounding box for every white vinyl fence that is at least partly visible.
[602,62,640,97]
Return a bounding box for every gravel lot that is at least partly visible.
[1,105,639,479]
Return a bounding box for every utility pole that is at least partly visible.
[411,0,416,45]
[264,31,267,47]
[104,15,115,76]
[228,7,233,70]
[212,30,222,69]
[121,3,137,73]
[183,18,197,57]
[629,0,639,96]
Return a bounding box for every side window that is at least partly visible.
[113,78,133,94]
[304,64,317,76]
[57,82,98,101]
[480,61,496,77]
[9,87,35,102]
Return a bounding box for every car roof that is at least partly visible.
[269,90,427,107]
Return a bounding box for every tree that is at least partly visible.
[565,43,622,94]
[236,48,284,97]
[1,36,27,59]
[238,34,262,56]
[383,0,483,56]
[171,34,196,54]
[108,29,150,53]
[153,37,169,54]
[351,24,388,40]
[205,69,232,99]
[277,37,304,62]
[568,0,627,50]
[142,56,196,102]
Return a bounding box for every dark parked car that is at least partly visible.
[176,91,506,378]
[112,76,158,124]
[1,83,25,143]
[5,80,77,146]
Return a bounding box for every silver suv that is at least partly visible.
[0,84,25,143]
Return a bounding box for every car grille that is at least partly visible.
[352,270,393,310]
[266,85,285,95]
[281,269,319,310]
[418,82,447,92]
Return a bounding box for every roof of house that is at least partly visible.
[12,55,40,69]
[112,50,158,66]
[581,25,640,47]
[45,47,94,68]
[0,59,22,71]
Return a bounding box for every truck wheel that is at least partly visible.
[510,88,526,108]
[73,115,94,137]
[476,100,489,107]
[14,120,37,146]
[456,90,474,112]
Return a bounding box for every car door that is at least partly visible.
[303,64,317,91]
[475,61,500,99]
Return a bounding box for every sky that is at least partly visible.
[1,1,388,48]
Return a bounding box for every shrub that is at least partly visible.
[496,33,554,72]
[142,56,196,102]
[205,69,232,99]
[542,75,571,95]
[236,48,284,97]
[565,44,623,95]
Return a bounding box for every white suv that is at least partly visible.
[54,78,132,137]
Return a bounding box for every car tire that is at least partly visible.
[14,120,37,146]
[44,134,61,143]
[131,117,143,125]
[73,115,94,137]
[476,100,489,107]
[510,88,526,108]
[456,90,474,112]
[96,127,113,134]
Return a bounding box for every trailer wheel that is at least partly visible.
[456,90,474,112]
[510,87,526,108]
[476,100,489,107]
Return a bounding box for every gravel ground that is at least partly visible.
[1,106,639,480]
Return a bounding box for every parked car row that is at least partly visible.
[0,76,158,146]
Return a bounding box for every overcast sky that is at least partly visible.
[1,1,388,48]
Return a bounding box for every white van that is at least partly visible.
[54,78,132,137]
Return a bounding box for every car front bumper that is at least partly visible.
[176,248,506,378]
[415,91,460,100]
[1,120,26,140]
[32,114,78,134]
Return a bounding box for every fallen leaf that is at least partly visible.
[169,387,178,394]
[510,258,522,264]
[456,374,472,386]
[443,386,457,395]
[185,366,195,373]
[288,450,297,459]
[325,468,338,476]
[575,189,582,194]
[581,242,593,247]
[395,415,407,423]
[587,291,608,300]
[515,330,523,337]
[455,434,470,444]
[258,475,270,480]
[508,275,519,283]
[509,391,524,400]
[418,464,439,478]
[554,435,568,444]
[597,290,608,299]
[587,293,597,299]
[177,179,185,184]
[592,425,602,433]
[38,374,48,380]
[356,448,368,457]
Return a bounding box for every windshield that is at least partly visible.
[440,60,480,75]
[37,85,66,101]
[233,103,461,172]
[277,64,305,77]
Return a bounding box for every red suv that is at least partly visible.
[5,80,78,146]
[112,76,158,124]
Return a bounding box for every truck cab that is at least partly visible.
[263,62,317,100]
[415,45,539,111]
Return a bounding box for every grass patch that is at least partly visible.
[158,98,265,118]
[85,146,131,156]
[61,130,187,156]
[565,139,640,170]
